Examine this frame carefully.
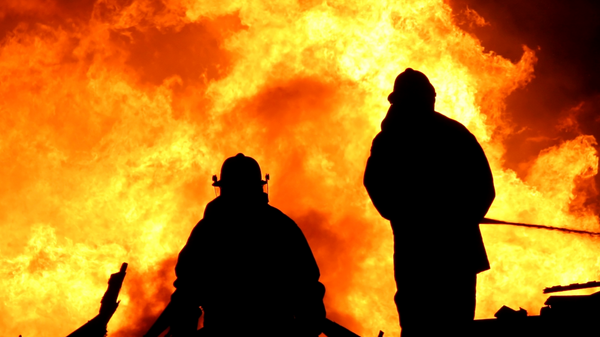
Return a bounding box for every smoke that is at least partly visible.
[448,0,600,210]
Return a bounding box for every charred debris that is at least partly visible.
[58,262,378,337]
[67,263,128,337]
[27,260,600,337]
[474,281,600,336]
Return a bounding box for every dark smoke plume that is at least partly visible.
[449,0,600,214]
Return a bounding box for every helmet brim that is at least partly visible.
[212,180,268,187]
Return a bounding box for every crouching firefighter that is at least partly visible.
[143,153,326,337]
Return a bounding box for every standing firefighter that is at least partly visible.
[364,69,495,336]
[144,153,326,337]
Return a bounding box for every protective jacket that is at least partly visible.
[364,106,495,274]
[170,192,326,336]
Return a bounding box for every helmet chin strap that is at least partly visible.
[265,174,270,195]
[212,175,218,197]
[210,173,269,198]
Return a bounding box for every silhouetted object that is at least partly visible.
[67,263,128,337]
[494,306,527,319]
[322,319,362,337]
[144,154,326,337]
[321,319,384,337]
[473,283,600,337]
[541,291,600,320]
[364,68,495,336]
[146,314,367,337]
[480,217,600,236]
[544,280,600,294]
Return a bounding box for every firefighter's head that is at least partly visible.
[212,153,268,197]
[388,68,436,111]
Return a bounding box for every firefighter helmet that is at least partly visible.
[388,68,436,104]
[212,153,268,188]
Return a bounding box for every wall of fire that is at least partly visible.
[1,0,599,336]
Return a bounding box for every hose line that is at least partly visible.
[481,218,600,236]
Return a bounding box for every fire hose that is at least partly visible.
[481,218,600,236]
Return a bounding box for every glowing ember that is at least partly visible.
[0,0,598,336]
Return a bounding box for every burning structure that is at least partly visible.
[474,281,600,337]
[1,0,600,336]
[68,264,128,337]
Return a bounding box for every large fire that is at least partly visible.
[1,0,599,336]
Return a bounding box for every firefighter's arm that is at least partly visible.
[444,133,495,226]
[143,302,175,337]
[144,221,205,337]
[143,291,202,337]
[462,134,495,221]
[364,134,398,220]
[288,223,326,336]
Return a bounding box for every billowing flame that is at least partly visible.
[1,0,599,336]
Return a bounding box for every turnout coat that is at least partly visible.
[170,193,326,336]
[364,106,495,275]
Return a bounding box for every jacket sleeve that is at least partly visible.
[454,133,495,223]
[171,221,204,305]
[364,133,397,220]
[444,133,496,224]
[286,218,326,336]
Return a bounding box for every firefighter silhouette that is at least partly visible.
[364,69,495,336]
[144,154,326,337]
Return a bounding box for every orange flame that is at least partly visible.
[1,1,598,336]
